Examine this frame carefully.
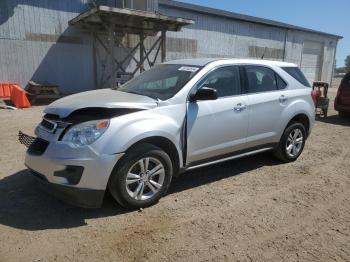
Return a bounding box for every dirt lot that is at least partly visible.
[0,88,349,262]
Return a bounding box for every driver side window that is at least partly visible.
[196,66,241,98]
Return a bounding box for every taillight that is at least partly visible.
[311,90,317,105]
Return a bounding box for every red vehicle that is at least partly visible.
[335,72,350,117]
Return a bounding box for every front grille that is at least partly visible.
[18,131,49,155]
[40,118,56,132]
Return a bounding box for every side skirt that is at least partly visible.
[181,144,276,173]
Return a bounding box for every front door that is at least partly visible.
[186,66,249,165]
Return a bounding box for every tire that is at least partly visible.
[339,111,348,118]
[108,143,173,209]
[273,122,306,163]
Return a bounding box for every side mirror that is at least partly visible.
[190,87,218,102]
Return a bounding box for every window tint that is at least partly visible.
[276,73,287,89]
[196,66,241,98]
[245,66,278,93]
[145,76,178,90]
[282,67,310,87]
[118,64,202,100]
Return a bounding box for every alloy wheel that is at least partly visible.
[125,157,165,201]
[285,128,304,158]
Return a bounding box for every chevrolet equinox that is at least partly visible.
[20,59,315,208]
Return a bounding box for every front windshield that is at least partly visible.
[117,64,202,100]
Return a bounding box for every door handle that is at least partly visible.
[234,103,247,112]
[279,95,288,103]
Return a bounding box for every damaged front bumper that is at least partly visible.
[19,131,124,208]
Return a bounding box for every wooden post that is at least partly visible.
[161,31,166,62]
[109,24,116,88]
[92,32,98,89]
[140,33,145,73]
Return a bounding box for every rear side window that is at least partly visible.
[244,66,286,93]
[282,67,310,87]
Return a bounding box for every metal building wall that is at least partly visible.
[159,4,338,84]
[0,0,162,93]
[0,0,94,94]
[0,0,338,94]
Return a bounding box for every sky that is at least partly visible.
[178,0,349,67]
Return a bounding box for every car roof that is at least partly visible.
[164,58,297,67]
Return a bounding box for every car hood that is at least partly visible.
[44,89,158,118]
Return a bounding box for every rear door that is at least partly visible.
[186,66,249,164]
[243,65,290,148]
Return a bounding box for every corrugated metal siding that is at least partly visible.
[159,4,338,84]
[0,0,338,93]
[106,0,159,12]
[159,5,286,60]
[301,40,324,84]
[0,0,93,93]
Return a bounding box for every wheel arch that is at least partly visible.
[116,136,182,177]
[286,113,311,135]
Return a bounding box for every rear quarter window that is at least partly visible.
[282,67,310,87]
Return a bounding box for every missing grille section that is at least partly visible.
[18,131,49,155]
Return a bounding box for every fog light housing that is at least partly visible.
[54,166,84,185]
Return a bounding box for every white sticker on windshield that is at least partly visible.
[178,66,200,72]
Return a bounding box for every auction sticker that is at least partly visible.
[178,66,200,72]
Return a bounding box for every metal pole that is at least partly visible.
[161,31,166,62]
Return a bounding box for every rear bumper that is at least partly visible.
[335,101,350,113]
[31,170,105,208]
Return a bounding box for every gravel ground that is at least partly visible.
[0,88,349,262]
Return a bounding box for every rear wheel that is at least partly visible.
[108,143,173,209]
[339,111,349,118]
[274,122,306,163]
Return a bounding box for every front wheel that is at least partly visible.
[274,122,306,163]
[108,143,173,209]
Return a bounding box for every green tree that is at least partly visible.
[345,55,350,72]
[335,67,346,74]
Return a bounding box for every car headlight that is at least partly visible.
[62,119,109,147]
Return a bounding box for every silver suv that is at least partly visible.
[21,59,315,208]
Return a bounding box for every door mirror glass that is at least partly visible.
[190,87,218,102]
